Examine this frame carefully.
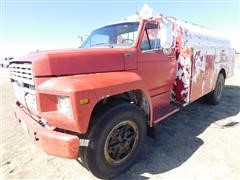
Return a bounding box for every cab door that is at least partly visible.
[137,22,176,97]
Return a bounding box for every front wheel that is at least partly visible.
[80,102,147,179]
[206,73,225,105]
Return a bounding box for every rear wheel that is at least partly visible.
[206,73,225,105]
[80,102,147,179]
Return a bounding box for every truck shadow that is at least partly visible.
[115,85,240,180]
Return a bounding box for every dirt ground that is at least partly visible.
[1,65,240,179]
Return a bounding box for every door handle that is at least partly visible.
[124,52,134,59]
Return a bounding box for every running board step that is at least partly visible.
[153,104,180,124]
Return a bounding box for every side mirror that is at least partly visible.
[78,34,88,46]
[159,21,174,49]
[79,36,84,44]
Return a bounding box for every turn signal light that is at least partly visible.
[80,98,89,105]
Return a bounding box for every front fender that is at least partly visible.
[37,72,152,134]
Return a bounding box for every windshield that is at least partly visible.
[81,22,139,48]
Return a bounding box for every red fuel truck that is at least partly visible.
[9,6,235,178]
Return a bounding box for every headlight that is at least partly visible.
[57,96,73,118]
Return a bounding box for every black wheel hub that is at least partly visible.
[104,121,139,164]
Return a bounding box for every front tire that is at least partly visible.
[206,73,225,105]
[80,102,147,179]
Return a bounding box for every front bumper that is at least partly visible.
[14,102,80,159]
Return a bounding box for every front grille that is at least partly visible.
[9,63,34,85]
[9,63,37,110]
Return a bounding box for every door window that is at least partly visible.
[140,23,160,50]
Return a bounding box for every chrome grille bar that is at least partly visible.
[9,62,37,110]
[9,63,34,85]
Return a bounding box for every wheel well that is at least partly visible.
[219,68,226,79]
[88,90,150,132]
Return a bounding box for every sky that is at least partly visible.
[0,0,239,57]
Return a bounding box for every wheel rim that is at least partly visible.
[104,120,139,165]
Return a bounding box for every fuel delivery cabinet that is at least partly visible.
[10,5,235,179]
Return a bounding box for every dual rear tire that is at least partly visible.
[206,73,225,105]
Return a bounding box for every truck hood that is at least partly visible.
[12,48,126,76]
